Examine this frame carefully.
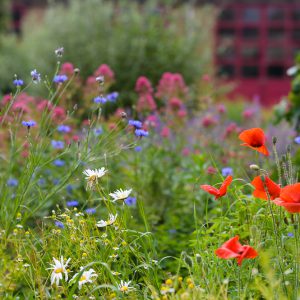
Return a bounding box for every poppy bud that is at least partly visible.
[250,164,260,171]
[287,144,291,153]
[272,136,277,145]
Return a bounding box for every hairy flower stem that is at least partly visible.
[272,141,282,186]
[263,179,287,295]
[294,214,299,298]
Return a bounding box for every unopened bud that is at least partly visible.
[96,75,104,85]
[121,112,127,119]
[287,144,291,153]
[272,136,277,145]
[250,164,260,171]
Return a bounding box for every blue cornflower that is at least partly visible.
[30,69,41,83]
[135,146,142,152]
[13,79,24,87]
[57,125,71,133]
[55,221,64,229]
[7,178,18,187]
[124,197,137,206]
[53,74,68,84]
[94,96,107,104]
[38,178,46,186]
[51,140,65,149]
[85,207,96,215]
[53,159,65,167]
[53,179,60,185]
[94,127,103,136]
[106,92,119,102]
[22,120,36,128]
[128,120,143,129]
[294,136,300,144]
[67,200,79,207]
[288,232,294,237]
[66,184,73,194]
[135,129,149,137]
[222,167,233,177]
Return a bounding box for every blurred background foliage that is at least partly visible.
[0,0,215,107]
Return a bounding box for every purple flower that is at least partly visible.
[135,129,149,137]
[294,137,300,144]
[128,120,143,129]
[7,178,18,187]
[57,125,71,133]
[22,120,36,128]
[106,92,119,102]
[66,184,73,194]
[55,221,64,229]
[13,79,24,87]
[53,159,65,167]
[53,179,60,185]
[135,146,142,152]
[288,232,294,237]
[94,96,107,104]
[124,197,137,206]
[94,127,103,136]
[38,178,46,186]
[53,74,68,83]
[222,167,233,177]
[85,207,96,215]
[30,69,41,83]
[51,140,65,149]
[67,200,79,207]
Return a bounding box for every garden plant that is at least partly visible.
[0,43,300,300]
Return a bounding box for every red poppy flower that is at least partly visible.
[273,183,300,213]
[200,175,233,199]
[215,236,258,266]
[251,176,281,200]
[239,128,269,156]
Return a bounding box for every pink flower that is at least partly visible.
[201,115,217,127]
[177,109,187,118]
[217,104,226,114]
[37,100,53,111]
[202,74,211,82]
[2,94,12,106]
[207,166,217,174]
[52,107,66,121]
[145,115,159,128]
[61,62,74,76]
[137,94,157,112]
[242,109,254,119]
[94,64,115,82]
[161,126,170,138]
[135,76,153,95]
[156,72,188,99]
[168,97,182,110]
[182,147,190,156]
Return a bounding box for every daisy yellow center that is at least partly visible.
[55,268,63,274]
[120,286,129,292]
[88,175,97,182]
[80,275,87,282]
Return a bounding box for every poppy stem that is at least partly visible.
[264,181,287,295]
[294,214,299,298]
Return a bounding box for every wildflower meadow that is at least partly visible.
[1,1,300,300]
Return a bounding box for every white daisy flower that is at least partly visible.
[117,280,135,293]
[71,268,98,290]
[48,256,71,286]
[83,168,107,189]
[96,213,118,228]
[109,189,132,202]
